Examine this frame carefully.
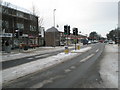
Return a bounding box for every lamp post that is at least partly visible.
[53,9,56,47]
[53,9,56,27]
[15,29,20,52]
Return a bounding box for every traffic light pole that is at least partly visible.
[18,31,20,52]
[75,35,76,50]
[67,26,68,46]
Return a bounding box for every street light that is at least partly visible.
[53,9,56,47]
[15,29,20,52]
[53,9,56,27]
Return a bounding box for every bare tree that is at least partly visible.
[31,4,44,27]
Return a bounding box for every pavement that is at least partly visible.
[99,44,119,88]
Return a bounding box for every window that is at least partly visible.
[2,20,9,29]
[17,11,24,17]
[2,7,8,14]
[30,15,37,21]
[17,23,24,29]
[30,25,36,31]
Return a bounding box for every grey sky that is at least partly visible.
[3,0,119,37]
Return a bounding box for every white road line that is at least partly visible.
[95,49,99,52]
[70,66,76,69]
[80,53,95,63]
[35,54,50,58]
[64,69,71,73]
[28,58,33,60]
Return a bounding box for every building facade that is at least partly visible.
[0,2,39,50]
[45,27,60,46]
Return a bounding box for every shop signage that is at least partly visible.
[0,33,13,37]
[22,34,28,37]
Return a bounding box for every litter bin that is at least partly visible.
[64,46,69,54]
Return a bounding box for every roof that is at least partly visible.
[1,1,38,16]
[46,27,59,32]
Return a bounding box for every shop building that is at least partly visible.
[0,2,39,50]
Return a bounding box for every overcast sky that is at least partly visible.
[3,0,119,37]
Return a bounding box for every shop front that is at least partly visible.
[28,35,39,48]
[0,33,13,51]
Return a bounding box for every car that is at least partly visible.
[88,40,92,44]
[104,40,108,43]
[108,40,114,44]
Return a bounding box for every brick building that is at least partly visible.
[0,2,40,50]
[45,27,60,46]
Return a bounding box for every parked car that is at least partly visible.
[60,42,64,46]
[108,40,114,44]
[99,40,104,43]
[82,39,88,45]
[104,40,108,43]
[88,40,92,44]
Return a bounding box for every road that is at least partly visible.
[3,43,105,88]
[2,45,88,70]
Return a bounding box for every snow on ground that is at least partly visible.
[71,47,91,53]
[1,45,82,62]
[1,47,91,84]
[99,44,118,88]
[0,46,66,62]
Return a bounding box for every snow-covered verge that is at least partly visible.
[1,47,91,85]
[99,44,118,88]
[1,46,73,62]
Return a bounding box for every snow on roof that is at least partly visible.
[1,1,33,15]
[46,27,59,32]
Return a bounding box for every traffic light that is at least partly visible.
[64,25,70,35]
[73,28,78,35]
[76,28,78,35]
[64,25,67,35]
[73,28,76,35]
[68,26,70,35]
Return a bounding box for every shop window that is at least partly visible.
[17,23,24,29]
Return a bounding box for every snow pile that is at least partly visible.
[2,47,91,84]
[100,45,118,88]
[71,47,91,53]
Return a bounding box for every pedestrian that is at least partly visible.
[5,40,11,53]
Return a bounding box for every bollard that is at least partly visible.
[77,45,80,50]
[64,46,69,54]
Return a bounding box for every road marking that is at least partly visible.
[35,54,50,58]
[95,49,99,52]
[31,75,64,88]
[80,54,94,63]
[28,58,33,60]
[64,69,71,73]
[70,66,76,69]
